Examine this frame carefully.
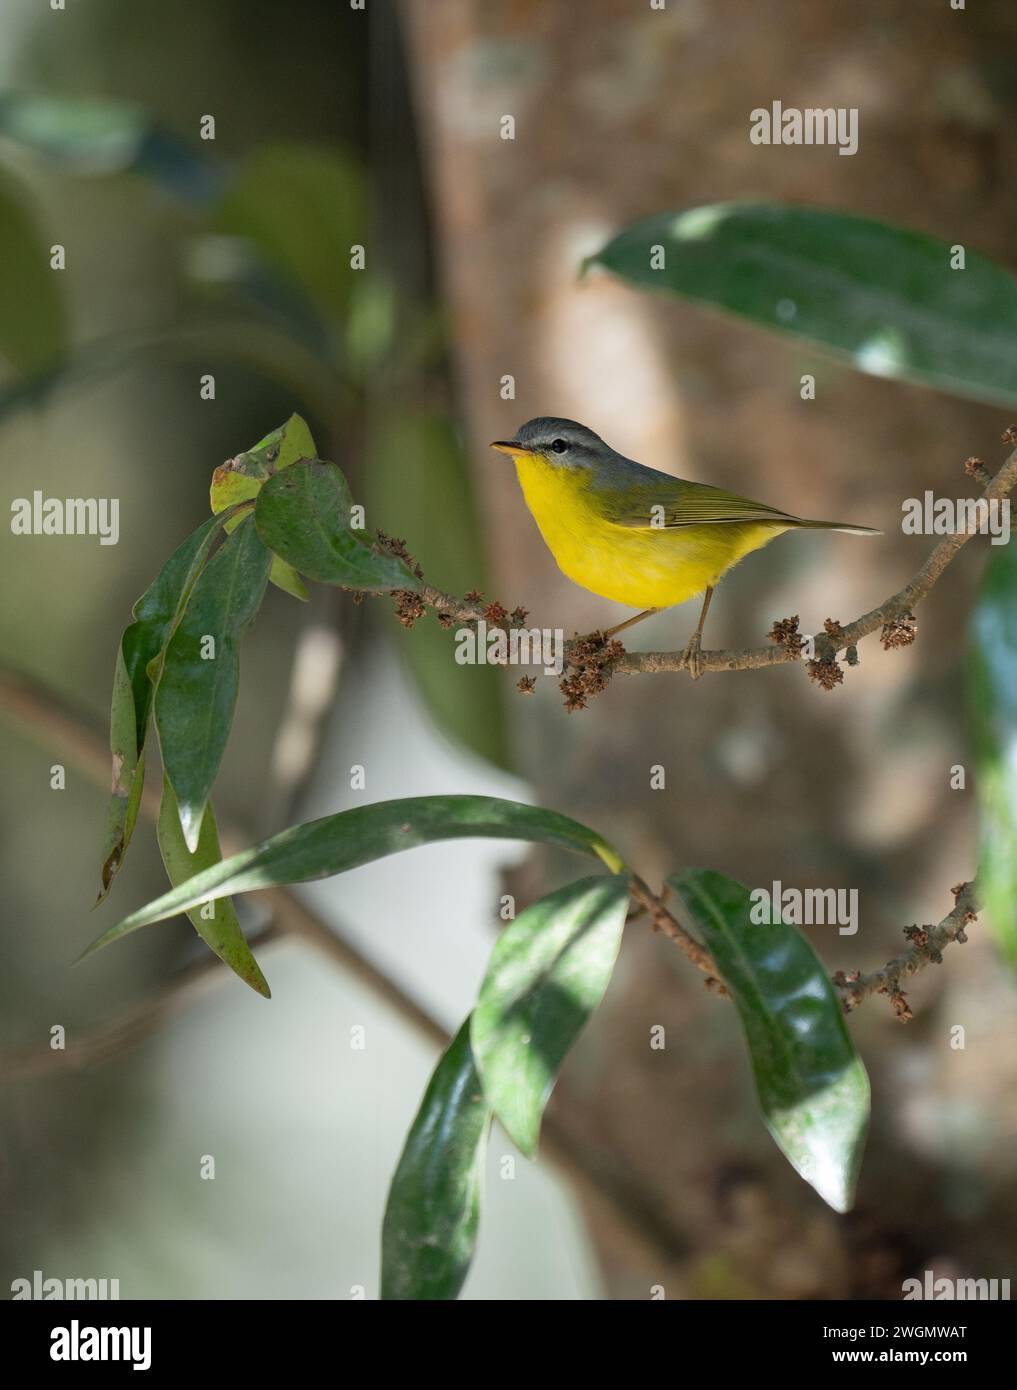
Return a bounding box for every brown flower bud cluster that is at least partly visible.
[881,611,918,650]
[560,635,625,712]
[768,614,805,656]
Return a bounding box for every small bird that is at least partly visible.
[491,417,879,678]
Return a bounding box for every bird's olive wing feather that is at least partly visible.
[595,477,799,529]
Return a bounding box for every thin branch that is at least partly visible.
[0,660,982,1045]
[832,879,980,1021]
[260,605,346,835]
[382,435,1017,690]
[0,922,285,1081]
[0,667,695,1263]
[618,440,1017,678]
[3,427,999,1249]
[0,667,163,821]
[628,874,725,991]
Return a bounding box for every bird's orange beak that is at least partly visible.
[490,440,536,456]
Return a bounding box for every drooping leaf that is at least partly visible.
[124,513,229,745]
[95,650,147,903]
[367,407,510,769]
[97,511,229,900]
[210,413,317,601]
[471,875,630,1156]
[0,168,66,375]
[254,459,422,591]
[590,203,1017,409]
[80,795,625,957]
[156,515,272,852]
[381,1018,490,1300]
[971,540,1017,963]
[668,869,869,1213]
[156,776,270,998]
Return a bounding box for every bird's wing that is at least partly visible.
[597,477,799,529]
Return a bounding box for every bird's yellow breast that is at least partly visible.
[513,455,787,610]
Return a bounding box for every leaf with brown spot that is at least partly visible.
[210,414,317,602]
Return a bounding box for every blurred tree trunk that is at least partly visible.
[400,0,1017,1297]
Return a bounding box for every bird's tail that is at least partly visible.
[795,519,881,536]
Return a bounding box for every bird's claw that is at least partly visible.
[682,632,704,680]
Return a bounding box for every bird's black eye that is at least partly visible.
[549,438,569,454]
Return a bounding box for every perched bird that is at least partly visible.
[492,417,878,678]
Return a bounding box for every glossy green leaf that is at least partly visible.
[156,515,272,853]
[971,541,1017,964]
[156,776,270,997]
[210,414,317,602]
[590,203,1017,408]
[668,869,869,1213]
[254,459,422,591]
[97,512,229,900]
[367,408,509,769]
[80,796,625,957]
[472,875,629,1156]
[0,168,66,375]
[381,1018,490,1300]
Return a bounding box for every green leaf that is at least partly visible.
[0,168,67,375]
[254,459,422,592]
[471,875,629,1156]
[97,512,228,900]
[0,93,223,206]
[210,414,316,602]
[272,413,317,471]
[668,869,869,1213]
[590,203,1017,409]
[971,541,1017,964]
[124,513,229,743]
[0,93,147,172]
[209,415,318,515]
[156,776,270,997]
[210,469,263,515]
[95,652,147,903]
[266,556,308,602]
[381,1018,490,1300]
[366,408,510,769]
[80,795,625,957]
[156,515,272,852]
[215,143,366,322]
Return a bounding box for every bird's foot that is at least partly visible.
[681,631,704,680]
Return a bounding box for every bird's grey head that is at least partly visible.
[490,417,614,471]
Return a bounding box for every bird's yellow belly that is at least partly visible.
[515,458,785,610]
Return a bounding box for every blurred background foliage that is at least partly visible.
[2,0,1017,1300]
[0,0,525,1300]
